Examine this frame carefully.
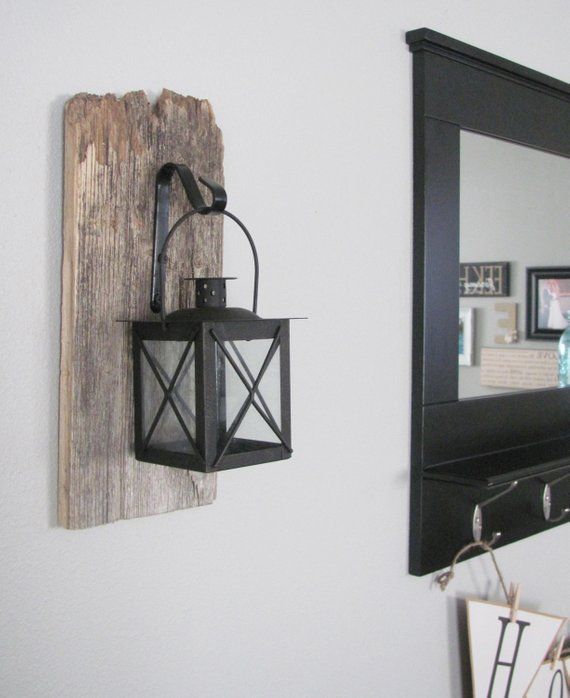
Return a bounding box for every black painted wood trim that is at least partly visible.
[423,389,570,467]
[422,53,570,157]
[407,29,570,576]
[406,28,570,98]
[422,119,459,404]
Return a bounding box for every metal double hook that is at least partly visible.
[472,480,519,542]
[467,467,569,543]
[542,471,570,523]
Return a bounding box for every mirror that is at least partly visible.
[406,28,570,576]
[459,130,570,399]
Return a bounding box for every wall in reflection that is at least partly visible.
[459,130,570,399]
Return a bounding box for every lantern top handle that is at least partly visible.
[150,163,259,317]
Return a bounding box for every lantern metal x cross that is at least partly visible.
[139,331,201,460]
[210,327,292,467]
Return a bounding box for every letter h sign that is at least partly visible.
[486,617,530,697]
[467,599,567,698]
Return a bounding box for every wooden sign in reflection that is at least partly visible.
[481,348,558,390]
[460,262,510,297]
[494,303,518,345]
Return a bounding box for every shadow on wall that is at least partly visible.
[47,95,68,528]
[447,595,472,697]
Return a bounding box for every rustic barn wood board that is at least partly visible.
[59,89,223,528]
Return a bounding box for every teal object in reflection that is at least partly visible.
[558,311,570,387]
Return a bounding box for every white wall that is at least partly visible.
[1,1,569,696]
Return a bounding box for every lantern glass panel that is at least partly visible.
[141,339,197,455]
[217,339,282,454]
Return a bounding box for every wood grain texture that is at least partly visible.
[59,89,223,529]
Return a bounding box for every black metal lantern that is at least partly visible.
[132,164,292,472]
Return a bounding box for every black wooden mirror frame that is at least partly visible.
[407,28,570,576]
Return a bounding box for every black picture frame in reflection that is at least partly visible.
[527,267,570,340]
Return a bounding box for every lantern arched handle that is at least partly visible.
[150,164,259,319]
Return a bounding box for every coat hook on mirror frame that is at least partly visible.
[542,470,570,523]
[472,480,519,542]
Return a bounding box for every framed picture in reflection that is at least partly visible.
[459,307,475,366]
[527,267,570,339]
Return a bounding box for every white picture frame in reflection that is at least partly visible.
[459,307,475,366]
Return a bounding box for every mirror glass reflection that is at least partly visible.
[459,130,570,399]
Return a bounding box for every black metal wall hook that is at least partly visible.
[150,163,227,314]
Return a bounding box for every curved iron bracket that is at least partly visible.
[150,163,227,313]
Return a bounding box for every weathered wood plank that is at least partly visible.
[59,89,223,528]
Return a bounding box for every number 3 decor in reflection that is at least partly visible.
[132,163,294,473]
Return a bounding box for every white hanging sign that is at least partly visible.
[525,657,569,697]
[467,599,566,697]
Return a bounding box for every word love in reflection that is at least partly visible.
[460,262,510,297]
[467,599,567,697]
